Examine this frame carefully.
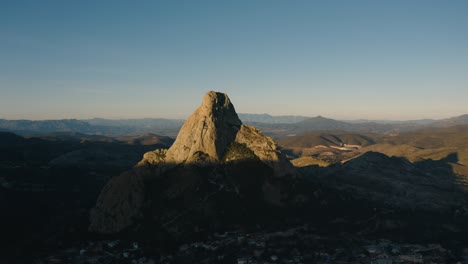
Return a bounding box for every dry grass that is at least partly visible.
[290,156,330,167]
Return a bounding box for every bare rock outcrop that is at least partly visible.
[89,91,296,234]
[235,125,295,177]
[137,149,167,166]
[164,91,242,164]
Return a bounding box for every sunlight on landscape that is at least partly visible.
[1,1,468,263]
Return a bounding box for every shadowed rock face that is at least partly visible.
[89,171,144,234]
[235,125,295,177]
[165,91,242,164]
[89,91,296,234]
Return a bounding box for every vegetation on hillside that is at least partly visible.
[222,142,259,162]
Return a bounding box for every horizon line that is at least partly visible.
[1,112,466,122]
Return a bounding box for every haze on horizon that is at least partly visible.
[1,1,467,121]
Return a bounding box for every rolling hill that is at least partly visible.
[278,131,376,148]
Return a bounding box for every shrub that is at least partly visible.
[222,142,259,162]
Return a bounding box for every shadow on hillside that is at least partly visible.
[414,152,463,184]
[0,134,172,263]
[298,151,468,244]
[1,137,468,263]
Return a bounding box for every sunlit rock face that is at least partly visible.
[89,91,296,234]
[165,91,242,164]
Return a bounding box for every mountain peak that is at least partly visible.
[90,91,296,234]
[164,91,242,164]
[201,91,235,111]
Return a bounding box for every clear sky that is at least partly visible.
[1,0,467,120]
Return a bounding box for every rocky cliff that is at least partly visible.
[89,91,296,234]
[165,91,242,164]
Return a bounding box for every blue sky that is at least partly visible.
[1,0,467,120]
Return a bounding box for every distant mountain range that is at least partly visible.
[237,113,309,124]
[85,117,185,129]
[0,119,95,135]
[0,118,184,137]
[0,114,467,136]
[251,114,468,136]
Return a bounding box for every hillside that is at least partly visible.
[428,114,468,128]
[27,132,117,142]
[279,131,376,148]
[278,132,376,163]
[0,131,174,261]
[311,152,467,211]
[374,125,468,165]
[278,125,468,177]
[115,133,175,146]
